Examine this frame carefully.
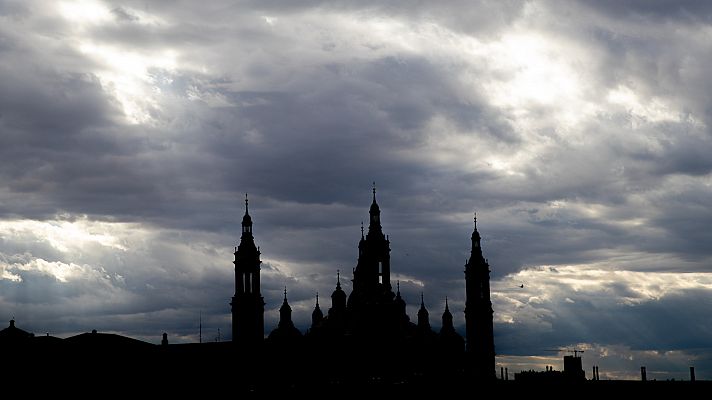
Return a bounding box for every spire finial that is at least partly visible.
[245,193,249,213]
[445,296,449,311]
[316,292,319,306]
[474,211,477,228]
[336,269,341,289]
[420,292,424,306]
[361,221,364,238]
[397,280,400,293]
[372,181,376,201]
[283,286,287,301]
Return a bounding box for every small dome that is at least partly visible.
[332,286,346,303]
[394,293,406,308]
[369,200,380,214]
[242,213,252,225]
[312,304,323,321]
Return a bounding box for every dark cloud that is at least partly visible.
[579,0,712,23]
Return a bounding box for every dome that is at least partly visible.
[369,200,380,214]
[331,285,346,304]
[242,213,252,226]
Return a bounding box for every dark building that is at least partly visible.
[0,188,497,390]
[514,354,586,383]
[231,194,265,346]
[8,190,712,393]
[267,288,303,342]
[0,319,33,342]
[563,354,586,381]
[346,186,400,337]
[232,187,495,380]
[465,214,496,379]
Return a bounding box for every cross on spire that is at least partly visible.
[245,193,249,213]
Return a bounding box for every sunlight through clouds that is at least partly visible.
[494,265,712,309]
[0,217,130,253]
[57,0,112,25]
[56,1,179,124]
[77,42,178,124]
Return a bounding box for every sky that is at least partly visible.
[2,0,712,380]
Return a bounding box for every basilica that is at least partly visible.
[0,188,496,390]
[232,187,496,380]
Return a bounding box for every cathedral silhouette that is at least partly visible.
[232,187,496,381]
[0,187,497,391]
[4,188,712,393]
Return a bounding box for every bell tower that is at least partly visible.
[465,213,495,379]
[231,194,265,344]
[351,183,392,293]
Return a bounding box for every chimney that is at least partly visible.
[641,366,647,382]
[505,367,509,381]
[690,366,695,382]
[501,367,504,380]
[161,332,169,346]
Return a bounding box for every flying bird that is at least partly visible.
[519,284,524,288]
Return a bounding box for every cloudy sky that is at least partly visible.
[2,0,712,379]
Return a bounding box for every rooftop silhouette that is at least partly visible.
[1,188,708,394]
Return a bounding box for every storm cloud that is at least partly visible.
[1,0,712,378]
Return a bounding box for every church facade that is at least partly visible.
[232,188,496,380]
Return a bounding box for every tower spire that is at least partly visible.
[241,193,254,236]
[336,269,341,289]
[232,194,264,346]
[367,183,382,235]
[418,292,430,329]
[361,221,364,239]
[441,296,456,336]
[465,212,495,380]
[283,286,288,302]
[311,290,323,329]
